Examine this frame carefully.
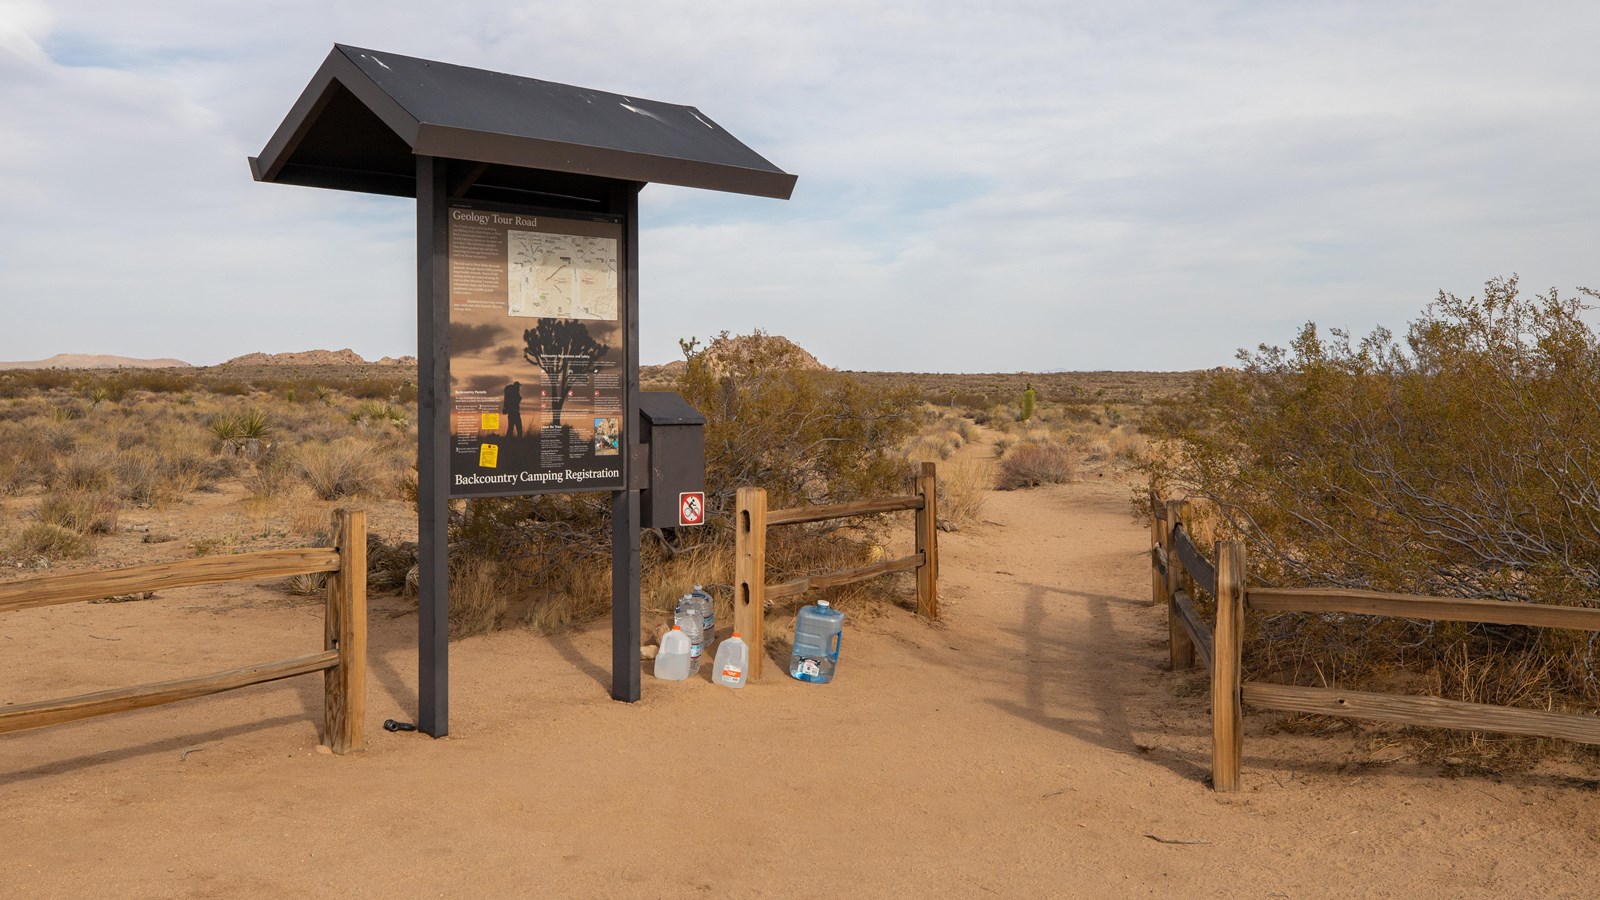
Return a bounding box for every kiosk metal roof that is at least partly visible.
[250,44,797,201]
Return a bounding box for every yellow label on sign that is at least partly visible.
[479,443,499,468]
[481,413,500,432]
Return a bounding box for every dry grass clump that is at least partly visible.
[995,439,1076,490]
[35,490,120,534]
[6,522,92,562]
[298,438,387,500]
[53,446,115,492]
[450,558,509,637]
[938,457,993,526]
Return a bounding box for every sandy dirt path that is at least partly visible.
[4,467,1599,897]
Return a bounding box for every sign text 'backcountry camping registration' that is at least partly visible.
[446,203,625,496]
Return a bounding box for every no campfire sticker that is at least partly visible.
[679,492,705,527]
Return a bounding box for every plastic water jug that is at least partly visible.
[713,633,749,689]
[674,610,704,675]
[691,584,716,650]
[655,626,690,680]
[789,600,844,683]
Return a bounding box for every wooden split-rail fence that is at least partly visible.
[733,461,940,681]
[1152,495,1600,791]
[0,509,368,754]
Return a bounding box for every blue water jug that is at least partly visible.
[789,599,844,683]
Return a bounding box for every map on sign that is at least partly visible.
[507,231,618,320]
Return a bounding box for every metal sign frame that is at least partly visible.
[419,162,644,732]
[252,45,793,738]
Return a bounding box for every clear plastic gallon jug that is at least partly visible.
[654,626,690,680]
[789,599,844,683]
[713,633,749,689]
[674,609,704,675]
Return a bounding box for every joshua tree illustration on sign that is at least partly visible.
[522,319,611,429]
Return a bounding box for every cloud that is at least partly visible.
[2,2,1598,370]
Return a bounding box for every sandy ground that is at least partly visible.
[5,464,1600,896]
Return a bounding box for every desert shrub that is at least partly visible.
[0,424,51,493]
[36,490,120,534]
[349,401,408,429]
[114,448,162,504]
[1143,276,1600,766]
[436,331,919,637]
[286,571,328,596]
[995,439,1076,490]
[678,330,918,511]
[345,376,408,401]
[52,446,115,492]
[205,378,252,397]
[209,407,271,443]
[298,438,385,500]
[245,450,299,500]
[6,523,92,561]
[0,369,75,398]
[449,558,508,637]
[119,370,197,394]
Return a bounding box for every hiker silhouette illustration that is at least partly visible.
[503,382,523,438]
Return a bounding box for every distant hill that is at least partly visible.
[221,349,415,367]
[0,353,192,370]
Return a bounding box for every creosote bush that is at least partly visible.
[438,331,921,637]
[1142,276,1600,768]
[995,439,1075,490]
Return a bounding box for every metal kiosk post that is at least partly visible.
[250,45,795,735]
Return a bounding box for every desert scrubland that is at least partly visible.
[4,292,1600,896]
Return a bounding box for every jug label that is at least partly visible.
[796,658,822,678]
[720,664,743,679]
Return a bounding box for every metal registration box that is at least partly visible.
[638,392,707,528]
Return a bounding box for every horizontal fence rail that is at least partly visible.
[1169,527,1216,598]
[1240,683,1600,746]
[0,548,342,614]
[1150,489,1600,791]
[735,462,940,682]
[1,510,367,755]
[1248,587,1600,631]
[1170,589,1213,673]
[766,494,924,527]
[0,651,340,735]
[766,553,925,601]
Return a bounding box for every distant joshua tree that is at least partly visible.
[523,319,610,428]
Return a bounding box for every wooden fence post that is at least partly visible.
[1212,539,1245,791]
[734,488,768,682]
[915,461,939,620]
[324,508,367,754]
[1165,499,1194,670]
[1149,483,1164,608]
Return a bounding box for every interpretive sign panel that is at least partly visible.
[446,202,625,496]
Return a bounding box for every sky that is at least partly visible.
[2,1,1597,372]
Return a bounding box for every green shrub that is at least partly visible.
[349,401,408,428]
[677,330,918,512]
[1142,276,1600,766]
[439,331,919,636]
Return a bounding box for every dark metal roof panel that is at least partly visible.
[639,391,707,427]
[251,45,795,200]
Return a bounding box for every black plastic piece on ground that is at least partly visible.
[383,719,418,732]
